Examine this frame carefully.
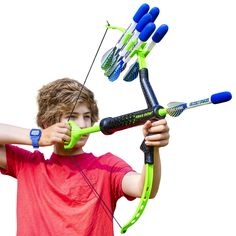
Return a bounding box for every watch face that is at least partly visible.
[30,129,41,136]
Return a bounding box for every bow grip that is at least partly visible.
[99,106,165,135]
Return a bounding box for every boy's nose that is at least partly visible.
[76,117,86,129]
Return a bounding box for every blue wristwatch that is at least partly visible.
[30,129,42,148]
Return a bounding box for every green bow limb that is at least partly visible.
[120,162,154,233]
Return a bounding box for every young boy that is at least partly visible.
[0,78,169,236]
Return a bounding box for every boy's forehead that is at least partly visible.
[74,103,91,113]
[63,103,91,117]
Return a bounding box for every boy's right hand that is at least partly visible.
[39,122,71,146]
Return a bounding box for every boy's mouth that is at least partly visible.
[79,135,89,140]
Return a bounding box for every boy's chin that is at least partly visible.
[60,136,88,151]
[73,139,87,149]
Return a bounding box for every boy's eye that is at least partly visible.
[84,115,91,119]
[68,115,77,120]
[65,115,91,120]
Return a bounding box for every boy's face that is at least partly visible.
[61,103,92,149]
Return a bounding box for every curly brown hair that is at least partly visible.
[36,78,99,128]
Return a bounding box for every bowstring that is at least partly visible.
[68,21,122,229]
[68,21,110,121]
[72,159,122,229]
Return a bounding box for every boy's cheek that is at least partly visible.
[75,136,89,147]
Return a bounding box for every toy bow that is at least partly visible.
[64,3,232,234]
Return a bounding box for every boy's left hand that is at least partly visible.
[143,119,170,147]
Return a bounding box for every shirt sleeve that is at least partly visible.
[106,153,136,202]
[0,144,34,178]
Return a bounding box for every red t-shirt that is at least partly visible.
[0,144,134,236]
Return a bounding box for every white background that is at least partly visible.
[0,0,235,235]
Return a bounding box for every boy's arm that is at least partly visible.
[0,124,32,169]
[0,145,7,169]
[122,119,169,198]
[0,123,71,169]
[0,124,33,145]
